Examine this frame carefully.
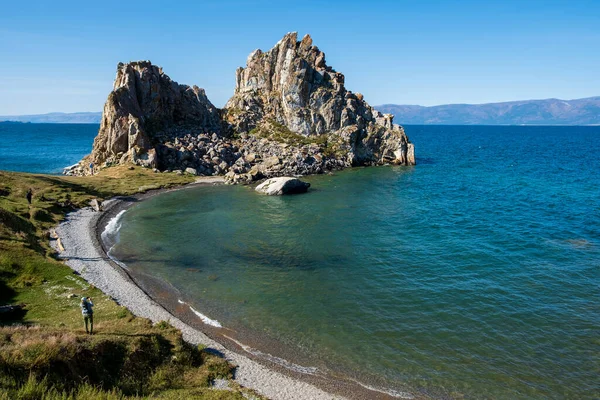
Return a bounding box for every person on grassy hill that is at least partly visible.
[80,297,94,334]
[26,188,32,205]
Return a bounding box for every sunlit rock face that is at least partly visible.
[225,32,415,166]
[89,61,223,169]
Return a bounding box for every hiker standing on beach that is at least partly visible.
[26,188,32,205]
[80,297,94,334]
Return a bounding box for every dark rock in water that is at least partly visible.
[255,177,311,195]
[76,33,415,180]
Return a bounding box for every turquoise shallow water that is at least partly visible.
[107,126,597,398]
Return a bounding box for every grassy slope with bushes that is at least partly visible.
[0,167,263,399]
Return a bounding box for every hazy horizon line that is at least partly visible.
[2,94,600,117]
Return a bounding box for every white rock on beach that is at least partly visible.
[255,177,310,195]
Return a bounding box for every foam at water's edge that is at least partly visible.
[178,300,222,328]
[352,380,414,399]
[101,209,131,270]
[101,210,126,245]
[222,334,319,375]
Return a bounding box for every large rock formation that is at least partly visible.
[73,33,415,179]
[225,32,415,166]
[86,61,223,171]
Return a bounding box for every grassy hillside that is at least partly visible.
[0,167,262,399]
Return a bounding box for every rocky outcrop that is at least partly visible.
[86,61,223,172]
[77,33,415,180]
[225,32,415,167]
[255,177,310,195]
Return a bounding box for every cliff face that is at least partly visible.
[75,33,415,179]
[88,61,222,169]
[225,32,414,166]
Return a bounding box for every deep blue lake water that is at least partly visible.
[2,123,599,398]
[107,125,600,399]
[0,123,98,174]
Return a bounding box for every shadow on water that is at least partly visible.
[110,254,193,268]
[415,157,435,165]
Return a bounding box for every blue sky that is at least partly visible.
[1,0,599,114]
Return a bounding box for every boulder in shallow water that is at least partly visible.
[255,177,310,195]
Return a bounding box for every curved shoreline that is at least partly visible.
[53,179,414,400]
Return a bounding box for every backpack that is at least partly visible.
[81,300,92,315]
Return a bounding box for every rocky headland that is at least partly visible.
[68,32,415,181]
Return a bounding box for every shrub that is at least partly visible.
[201,353,235,380]
[148,364,182,391]
[15,374,54,400]
[31,209,54,223]
[155,320,172,330]
[116,307,129,319]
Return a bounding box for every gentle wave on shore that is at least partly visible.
[222,334,319,376]
[177,299,222,328]
[102,210,126,251]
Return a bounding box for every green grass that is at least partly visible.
[0,166,265,399]
[0,377,248,399]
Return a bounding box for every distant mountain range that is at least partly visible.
[0,112,102,124]
[376,96,600,125]
[2,96,599,125]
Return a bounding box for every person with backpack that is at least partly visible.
[80,297,94,334]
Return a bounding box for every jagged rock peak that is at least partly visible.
[225,32,415,166]
[71,33,415,178]
[88,61,223,170]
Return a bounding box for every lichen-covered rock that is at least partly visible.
[86,61,224,172]
[225,32,415,166]
[255,177,311,195]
